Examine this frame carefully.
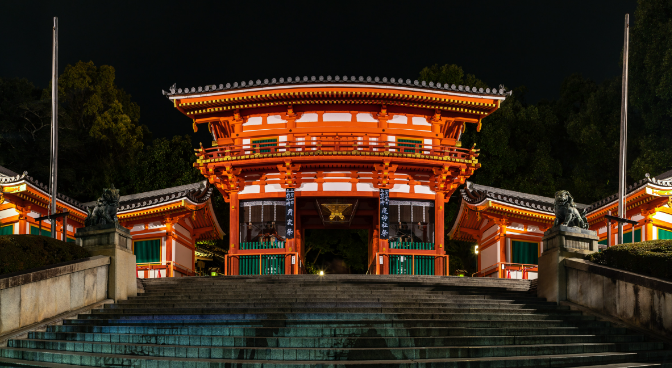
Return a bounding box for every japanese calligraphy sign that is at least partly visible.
[379,188,389,239]
[286,188,295,239]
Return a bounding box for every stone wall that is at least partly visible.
[566,258,672,337]
[0,256,109,335]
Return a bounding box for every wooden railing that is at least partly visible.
[223,252,301,275]
[198,138,476,162]
[372,252,449,276]
[474,262,538,279]
[240,241,285,250]
[389,242,434,250]
[136,261,195,278]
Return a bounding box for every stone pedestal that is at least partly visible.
[538,225,598,303]
[75,223,137,302]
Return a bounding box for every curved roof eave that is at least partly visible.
[163,76,512,100]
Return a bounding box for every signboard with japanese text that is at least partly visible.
[379,188,389,239]
[285,188,295,239]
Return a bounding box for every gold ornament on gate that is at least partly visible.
[321,203,352,221]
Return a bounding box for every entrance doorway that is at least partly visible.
[303,229,369,274]
[297,196,375,274]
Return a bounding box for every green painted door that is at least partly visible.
[134,239,161,263]
[30,226,51,238]
[512,241,539,264]
[659,228,672,240]
[0,225,13,235]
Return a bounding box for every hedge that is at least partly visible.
[587,239,672,280]
[0,235,91,276]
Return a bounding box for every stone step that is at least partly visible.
[137,289,536,297]
[125,294,548,301]
[63,318,611,329]
[47,325,631,337]
[5,339,665,360]
[27,331,647,347]
[4,347,672,367]
[92,306,578,315]
[80,311,590,321]
[106,302,563,309]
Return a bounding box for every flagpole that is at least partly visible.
[617,14,629,245]
[50,17,59,238]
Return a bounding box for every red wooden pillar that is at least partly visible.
[435,191,446,275]
[229,191,240,275]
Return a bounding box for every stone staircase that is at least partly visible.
[1,275,670,367]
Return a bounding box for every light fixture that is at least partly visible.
[319,271,324,276]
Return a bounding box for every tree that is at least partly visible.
[0,78,51,180]
[303,229,369,273]
[55,61,146,201]
[122,135,202,194]
[0,61,147,202]
[629,0,672,179]
[419,64,489,89]
[459,88,563,197]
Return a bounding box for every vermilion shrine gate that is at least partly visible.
[163,76,508,275]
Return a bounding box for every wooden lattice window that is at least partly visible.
[397,138,422,153]
[252,137,278,153]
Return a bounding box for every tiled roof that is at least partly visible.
[656,168,672,181]
[162,76,512,98]
[82,181,214,212]
[583,174,672,213]
[0,165,19,177]
[0,170,86,210]
[460,181,588,213]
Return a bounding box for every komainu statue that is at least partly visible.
[85,185,120,227]
[553,190,588,229]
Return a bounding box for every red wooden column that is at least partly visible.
[435,191,446,275]
[229,191,240,275]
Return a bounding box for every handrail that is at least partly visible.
[198,139,476,162]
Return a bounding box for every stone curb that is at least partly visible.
[0,299,113,347]
[0,256,110,290]
[565,259,672,294]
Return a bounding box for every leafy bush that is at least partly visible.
[587,240,672,280]
[0,235,91,276]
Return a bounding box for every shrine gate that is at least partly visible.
[163,76,508,275]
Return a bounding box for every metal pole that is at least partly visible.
[617,14,629,245]
[49,17,59,239]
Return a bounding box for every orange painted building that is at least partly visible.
[0,166,223,278]
[163,75,509,275]
[450,170,672,279]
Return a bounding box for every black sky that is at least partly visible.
[1,1,637,141]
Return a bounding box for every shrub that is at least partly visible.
[0,235,91,276]
[587,239,672,280]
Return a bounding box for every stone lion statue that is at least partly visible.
[553,190,588,229]
[85,185,120,227]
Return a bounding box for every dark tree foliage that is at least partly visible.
[0,78,52,181]
[121,135,202,194]
[0,235,91,276]
[629,0,672,179]
[0,61,149,202]
[303,229,369,273]
[419,64,489,90]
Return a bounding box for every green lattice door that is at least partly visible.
[397,138,423,153]
[252,138,278,153]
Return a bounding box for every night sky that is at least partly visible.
[1,1,637,142]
